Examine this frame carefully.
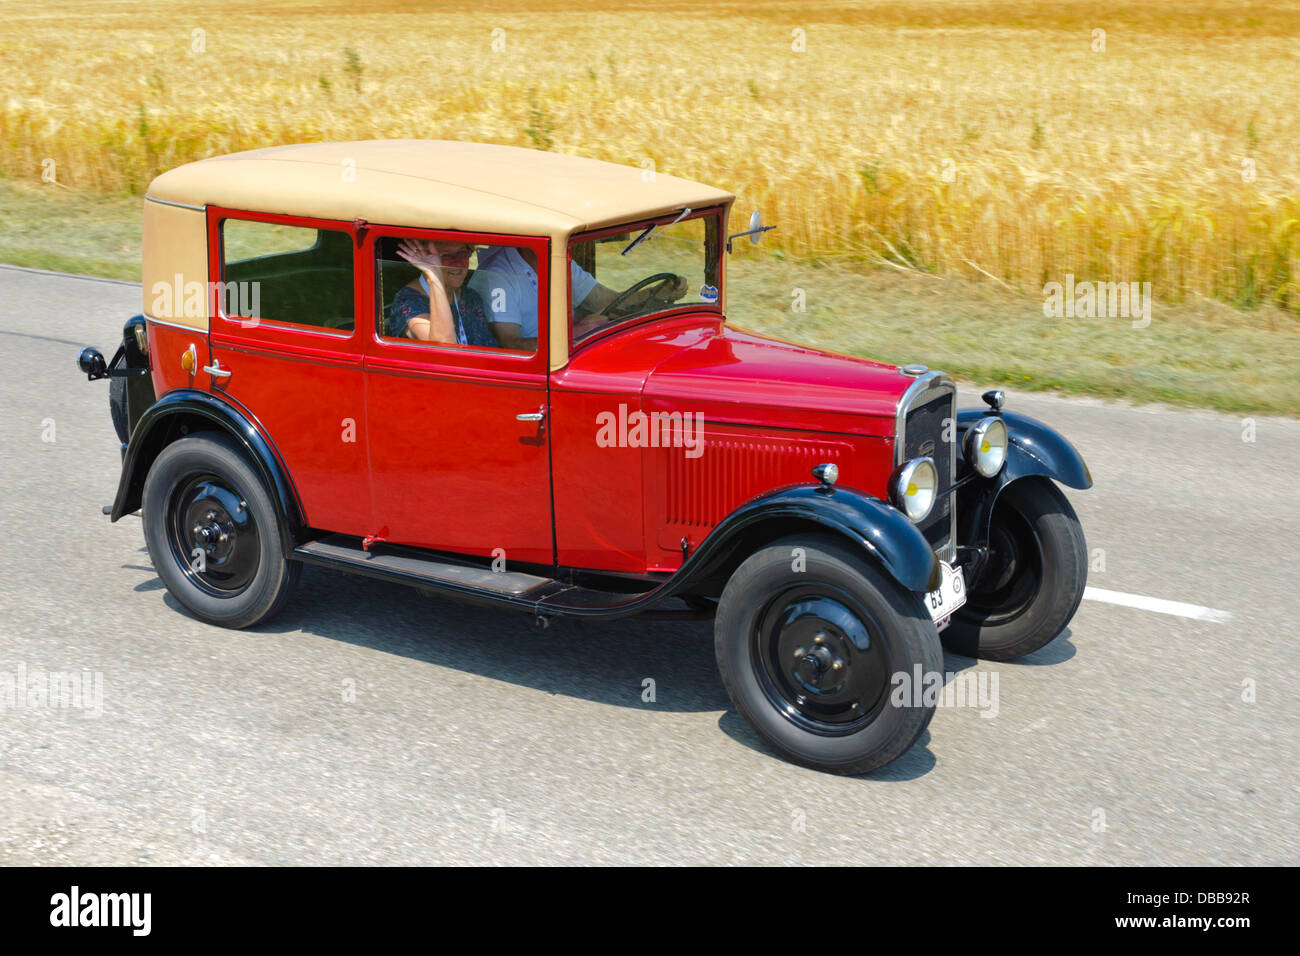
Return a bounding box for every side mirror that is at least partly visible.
[726,210,777,253]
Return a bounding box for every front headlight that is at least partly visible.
[889,457,937,523]
[964,416,1008,477]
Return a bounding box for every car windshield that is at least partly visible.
[569,208,722,344]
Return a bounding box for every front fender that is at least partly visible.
[956,407,1092,543]
[111,390,305,552]
[676,484,941,595]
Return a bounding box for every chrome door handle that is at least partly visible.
[203,358,232,380]
[516,409,545,422]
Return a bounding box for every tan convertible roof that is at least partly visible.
[146,140,734,235]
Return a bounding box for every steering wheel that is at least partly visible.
[603,273,680,320]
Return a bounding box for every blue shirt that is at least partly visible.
[470,247,598,338]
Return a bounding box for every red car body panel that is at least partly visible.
[209,326,371,538]
[553,314,913,572]
[643,325,903,437]
[147,321,208,399]
[550,314,722,572]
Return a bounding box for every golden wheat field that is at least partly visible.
[2,0,1298,309]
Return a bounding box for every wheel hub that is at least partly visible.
[192,511,232,553]
[792,633,846,691]
[753,589,892,735]
[168,476,260,595]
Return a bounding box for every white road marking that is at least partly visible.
[1083,586,1232,623]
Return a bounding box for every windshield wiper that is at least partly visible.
[621,207,691,256]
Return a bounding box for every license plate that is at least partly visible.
[925,562,966,632]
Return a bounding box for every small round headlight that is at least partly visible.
[889,457,937,523]
[964,416,1008,477]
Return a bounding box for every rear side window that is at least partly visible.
[220,218,355,333]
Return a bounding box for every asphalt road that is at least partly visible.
[1,264,1296,865]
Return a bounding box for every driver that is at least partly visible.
[470,245,688,350]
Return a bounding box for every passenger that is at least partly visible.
[388,239,499,347]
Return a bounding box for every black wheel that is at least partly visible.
[944,478,1087,661]
[109,375,129,444]
[715,534,942,775]
[141,432,300,628]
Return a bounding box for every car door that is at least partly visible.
[206,208,371,537]
[360,226,554,566]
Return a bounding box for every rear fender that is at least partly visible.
[111,390,305,554]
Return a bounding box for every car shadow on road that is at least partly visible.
[716,633,1076,780]
[163,564,730,714]
[121,564,165,591]
[1016,629,1078,664]
[716,712,939,781]
[938,629,1078,669]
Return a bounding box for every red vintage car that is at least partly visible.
[79,141,1091,774]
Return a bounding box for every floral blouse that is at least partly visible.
[385,281,499,347]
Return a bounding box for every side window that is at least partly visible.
[220,218,355,333]
[374,236,538,354]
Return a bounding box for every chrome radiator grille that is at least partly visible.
[897,375,957,561]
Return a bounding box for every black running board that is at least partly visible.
[292,535,711,622]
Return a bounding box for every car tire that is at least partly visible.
[109,374,129,445]
[944,478,1087,661]
[714,534,942,775]
[142,431,300,628]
